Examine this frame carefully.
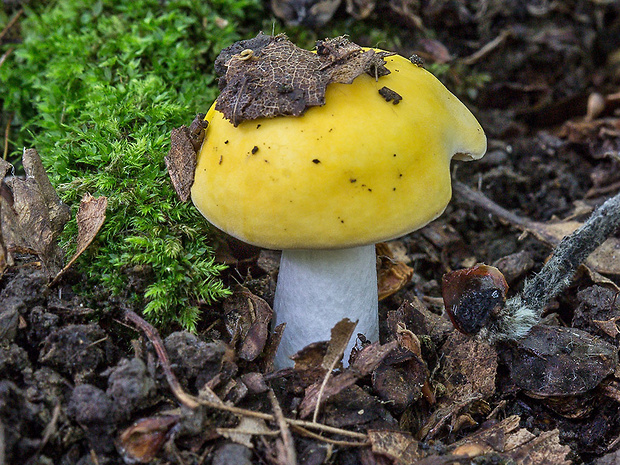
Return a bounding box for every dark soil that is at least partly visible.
[2,2,620,464]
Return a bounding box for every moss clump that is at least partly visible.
[1,0,263,330]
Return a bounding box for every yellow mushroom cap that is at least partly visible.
[191,52,486,250]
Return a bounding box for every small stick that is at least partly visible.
[0,9,23,43]
[269,389,297,464]
[124,310,200,409]
[289,424,370,447]
[3,113,12,160]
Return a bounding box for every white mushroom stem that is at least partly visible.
[273,245,379,369]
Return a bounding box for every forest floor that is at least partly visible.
[2,1,620,464]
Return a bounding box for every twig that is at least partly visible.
[124,309,369,441]
[269,389,297,464]
[0,47,14,71]
[124,310,200,409]
[0,9,23,43]
[3,113,12,160]
[289,424,370,447]
[459,29,512,66]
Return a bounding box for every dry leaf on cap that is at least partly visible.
[1,148,70,276]
[214,33,392,126]
[52,193,107,285]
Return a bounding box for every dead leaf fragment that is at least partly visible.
[165,115,206,202]
[223,285,273,361]
[502,325,618,397]
[376,242,413,300]
[1,148,70,275]
[52,193,108,285]
[117,415,180,463]
[440,331,497,401]
[368,430,423,464]
[322,318,357,370]
[298,340,397,418]
[214,33,392,125]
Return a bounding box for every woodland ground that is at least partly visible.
[1,1,620,464]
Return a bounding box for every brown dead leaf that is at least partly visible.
[217,417,274,448]
[1,148,70,276]
[376,242,414,300]
[368,430,423,464]
[117,415,180,464]
[502,325,618,398]
[223,285,273,361]
[298,340,398,418]
[372,347,426,412]
[214,33,392,125]
[440,331,497,401]
[322,318,357,370]
[51,193,107,285]
[165,114,206,202]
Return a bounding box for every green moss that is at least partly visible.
[1,0,263,330]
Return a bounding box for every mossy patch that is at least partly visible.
[1,0,263,330]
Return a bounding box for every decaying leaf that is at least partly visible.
[298,340,398,418]
[117,415,180,463]
[214,33,393,126]
[440,331,497,402]
[372,347,427,412]
[322,318,357,370]
[502,325,618,398]
[217,417,274,448]
[165,114,207,202]
[1,148,70,276]
[444,415,570,464]
[376,242,414,300]
[368,430,423,464]
[223,285,273,361]
[52,193,107,285]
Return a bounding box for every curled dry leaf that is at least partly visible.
[1,148,70,276]
[165,114,206,202]
[52,193,108,285]
[298,340,398,418]
[376,242,413,300]
[214,33,393,126]
[223,285,273,361]
[117,415,180,464]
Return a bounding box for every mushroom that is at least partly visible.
[191,40,486,368]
